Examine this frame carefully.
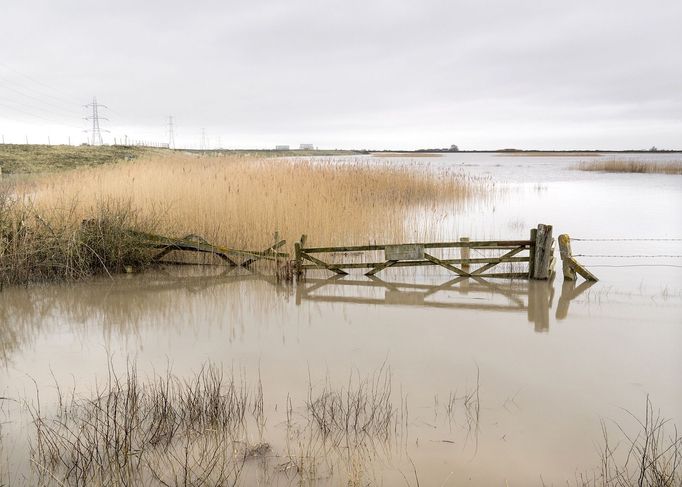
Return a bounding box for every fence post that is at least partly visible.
[294,234,307,278]
[528,228,537,278]
[531,224,553,280]
[557,233,598,282]
[460,237,470,270]
[558,234,576,281]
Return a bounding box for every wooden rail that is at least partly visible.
[294,224,555,280]
[125,230,289,267]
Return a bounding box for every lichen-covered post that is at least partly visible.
[531,224,553,280]
[459,237,470,271]
[558,234,576,281]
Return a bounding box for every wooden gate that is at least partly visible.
[294,224,555,280]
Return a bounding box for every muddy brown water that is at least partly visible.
[1,153,681,485]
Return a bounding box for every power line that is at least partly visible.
[0,62,82,106]
[84,96,109,145]
[0,100,83,130]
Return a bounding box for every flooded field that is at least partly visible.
[1,153,681,485]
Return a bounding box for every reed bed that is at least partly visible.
[2,153,490,284]
[576,159,682,175]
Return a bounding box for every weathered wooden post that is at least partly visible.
[558,234,576,281]
[528,228,537,278]
[459,237,470,292]
[531,224,553,280]
[557,233,598,282]
[294,234,307,278]
[459,237,470,270]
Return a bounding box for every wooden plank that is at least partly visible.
[365,260,399,276]
[240,239,287,267]
[298,256,529,271]
[301,252,349,275]
[423,253,469,276]
[302,240,531,253]
[532,224,553,280]
[132,231,288,261]
[528,228,537,278]
[567,256,599,282]
[384,244,424,261]
[472,272,529,279]
[471,246,526,276]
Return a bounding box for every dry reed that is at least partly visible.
[19,153,487,248]
[2,153,489,283]
[576,159,682,175]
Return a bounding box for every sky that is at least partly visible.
[1,0,681,150]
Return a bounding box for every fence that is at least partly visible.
[294,224,556,280]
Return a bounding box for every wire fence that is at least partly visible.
[571,238,682,242]
[568,236,682,269]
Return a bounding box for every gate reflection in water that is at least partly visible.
[296,274,594,333]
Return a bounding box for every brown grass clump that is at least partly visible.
[576,159,682,175]
[25,154,485,248]
[0,191,157,286]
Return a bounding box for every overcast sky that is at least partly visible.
[1,0,681,150]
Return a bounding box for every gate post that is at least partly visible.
[531,224,553,280]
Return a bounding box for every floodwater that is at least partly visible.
[1,153,681,485]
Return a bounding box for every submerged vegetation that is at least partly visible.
[22,363,477,486]
[1,153,489,285]
[578,396,681,487]
[2,362,675,486]
[576,159,682,175]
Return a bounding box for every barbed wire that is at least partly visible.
[573,254,682,258]
[571,238,682,241]
[584,264,682,268]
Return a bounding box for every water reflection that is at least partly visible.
[0,270,601,366]
[296,275,567,332]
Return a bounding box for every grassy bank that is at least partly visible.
[0,144,159,174]
[576,159,682,174]
[1,153,488,284]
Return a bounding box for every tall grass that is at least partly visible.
[0,191,157,285]
[576,159,682,175]
[2,153,490,283]
[577,396,681,487]
[30,364,261,486]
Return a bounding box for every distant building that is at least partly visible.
[299,144,314,150]
[275,145,290,150]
